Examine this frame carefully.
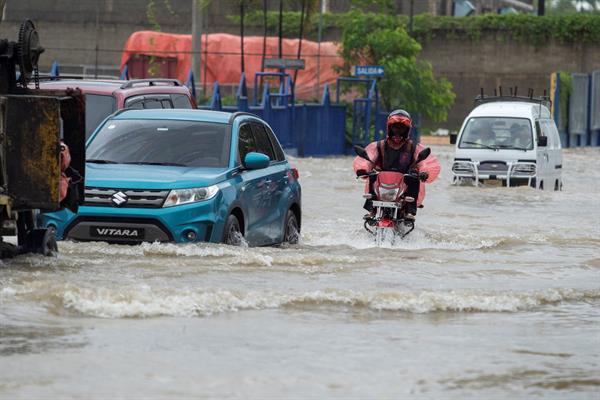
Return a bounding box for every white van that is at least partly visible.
[450,98,563,190]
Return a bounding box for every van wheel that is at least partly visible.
[282,210,299,245]
[223,214,244,246]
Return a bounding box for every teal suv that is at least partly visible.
[42,109,301,246]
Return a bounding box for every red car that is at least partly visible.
[37,78,197,139]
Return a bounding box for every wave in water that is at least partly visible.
[3,283,599,318]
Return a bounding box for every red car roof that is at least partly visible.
[37,79,193,97]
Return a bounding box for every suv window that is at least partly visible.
[124,94,193,110]
[86,94,116,139]
[251,123,275,161]
[172,94,192,108]
[238,123,256,163]
[262,125,285,161]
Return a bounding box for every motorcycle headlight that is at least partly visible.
[163,185,219,207]
[378,187,399,202]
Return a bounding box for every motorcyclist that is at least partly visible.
[353,109,441,220]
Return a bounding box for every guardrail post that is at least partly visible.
[210,81,222,111]
[236,72,248,111]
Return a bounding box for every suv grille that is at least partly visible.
[85,187,169,208]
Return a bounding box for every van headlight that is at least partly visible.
[512,164,536,176]
[452,161,474,173]
[163,185,219,207]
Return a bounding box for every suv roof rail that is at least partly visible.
[120,79,181,89]
[228,111,260,123]
[475,87,552,108]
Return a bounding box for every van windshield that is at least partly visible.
[459,117,533,150]
[86,119,231,168]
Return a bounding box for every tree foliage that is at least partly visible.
[339,12,455,123]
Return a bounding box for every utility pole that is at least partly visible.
[538,0,545,16]
[94,1,100,78]
[316,0,324,98]
[191,0,203,92]
[278,0,283,59]
[409,0,414,36]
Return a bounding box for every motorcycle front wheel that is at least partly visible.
[375,227,395,246]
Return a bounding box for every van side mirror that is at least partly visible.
[538,136,548,147]
[449,133,457,145]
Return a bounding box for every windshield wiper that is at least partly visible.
[461,141,498,150]
[121,161,188,167]
[495,144,530,151]
[86,159,119,164]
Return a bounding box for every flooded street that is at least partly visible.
[1,145,599,399]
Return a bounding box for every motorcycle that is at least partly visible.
[354,145,431,245]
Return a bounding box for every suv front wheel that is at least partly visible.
[223,214,244,246]
[282,210,299,245]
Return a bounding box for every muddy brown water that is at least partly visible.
[1,145,599,399]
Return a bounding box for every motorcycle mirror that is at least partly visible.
[353,145,371,162]
[416,148,431,163]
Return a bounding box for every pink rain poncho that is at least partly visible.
[353,140,441,206]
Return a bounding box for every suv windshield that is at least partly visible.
[459,117,533,150]
[87,119,231,168]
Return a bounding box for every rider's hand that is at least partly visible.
[356,169,367,177]
[418,171,429,182]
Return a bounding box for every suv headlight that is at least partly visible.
[163,185,219,207]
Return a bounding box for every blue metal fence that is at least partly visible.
[590,70,600,146]
[553,70,600,148]
[199,74,347,157]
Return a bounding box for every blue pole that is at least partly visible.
[119,64,129,80]
[50,61,60,79]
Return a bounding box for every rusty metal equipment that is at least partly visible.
[0,18,85,257]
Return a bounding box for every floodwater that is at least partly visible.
[1,145,599,399]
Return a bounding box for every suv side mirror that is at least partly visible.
[538,136,548,147]
[449,133,457,145]
[244,152,270,170]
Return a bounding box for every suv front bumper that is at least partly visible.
[56,197,222,244]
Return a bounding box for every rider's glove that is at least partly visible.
[418,171,429,182]
[356,169,368,177]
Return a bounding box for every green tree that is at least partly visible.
[550,0,579,13]
[339,12,455,122]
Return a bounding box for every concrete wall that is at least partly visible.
[1,0,597,129]
[419,31,600,128]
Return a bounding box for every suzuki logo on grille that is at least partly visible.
[111,191,128,206]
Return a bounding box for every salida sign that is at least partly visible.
[351,65,385,77]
